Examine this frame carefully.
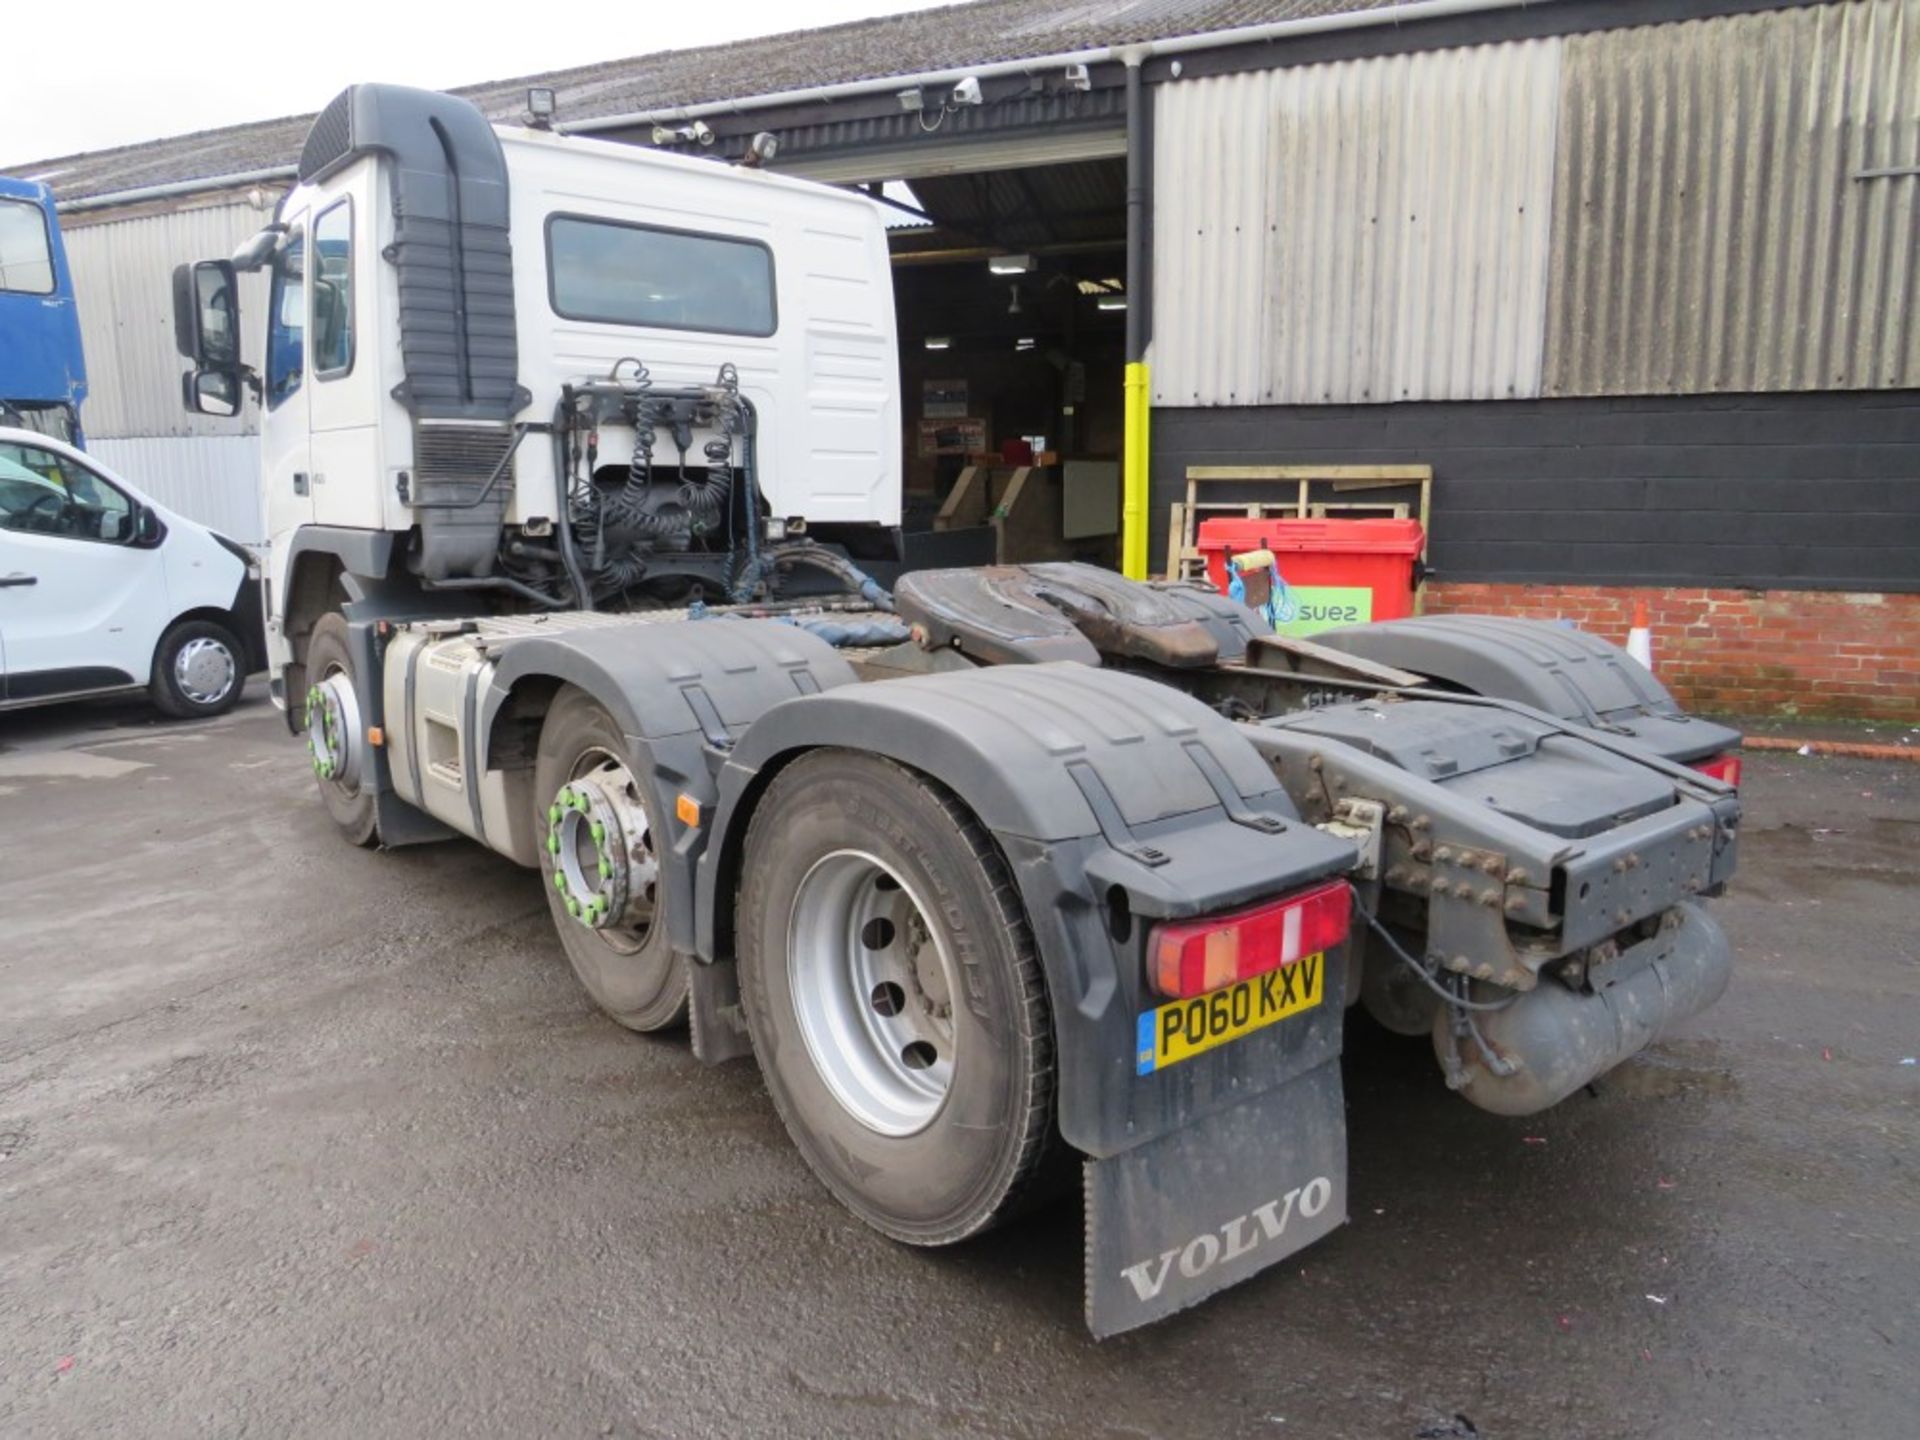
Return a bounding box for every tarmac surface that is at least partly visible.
[1,692,1914,1439]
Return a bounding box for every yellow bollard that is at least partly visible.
[1122,361,1151,579]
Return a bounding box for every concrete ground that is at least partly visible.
[1,692,1914,1439]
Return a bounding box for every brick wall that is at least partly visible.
[1425,583,1920,720]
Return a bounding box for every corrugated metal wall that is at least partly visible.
[1153,0,1920,408]
[88,436,265,544]
[60,196,274,542]
[1544,0,1919,396]
[1154,40,1561,406]
[62,198,274,439]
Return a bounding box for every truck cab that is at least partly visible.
[173,87,899,719]
[0,176,87,445]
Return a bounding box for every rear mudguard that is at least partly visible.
[471,616,859,937]
[702,661,1360,1334]
[1314,614,1742,763]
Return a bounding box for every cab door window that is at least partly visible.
[312,201,354,377]
[266,227,306,408]
[0,441,135,542]
[0,198,55,294]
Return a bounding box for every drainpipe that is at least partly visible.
[1121,51,1151,581]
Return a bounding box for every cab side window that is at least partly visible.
[0,198,55,294]
[313,202,354,377]
[267,227,306,408]
[0,442,135,543]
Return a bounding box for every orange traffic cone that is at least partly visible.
[1626,598,1653,671]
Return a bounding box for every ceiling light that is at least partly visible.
[524,88,556,128]
[924,335,952,351]
[1015,337,1037,351]
[1097,295,1127,312]
[988,253,1035,275]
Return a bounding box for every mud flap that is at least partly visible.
[1084,1058,1347,1338]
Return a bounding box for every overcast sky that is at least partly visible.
[4,0,954,165]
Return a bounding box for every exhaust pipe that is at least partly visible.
[1438,904,1733,1116]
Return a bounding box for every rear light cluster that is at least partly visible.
[1691,753,1743,788]
[1148,881,1352,1000]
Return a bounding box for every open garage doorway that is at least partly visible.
[868,158,1130,570]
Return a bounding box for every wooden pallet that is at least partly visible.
[1165,464,1433,585]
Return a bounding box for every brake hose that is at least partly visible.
[1356,902,1519,1013]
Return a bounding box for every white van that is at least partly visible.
[0,427,263,717]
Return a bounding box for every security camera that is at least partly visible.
[951,76,983,107]
[691,120,715,146]
[1062,63,1091,93]
[740,132,780,168]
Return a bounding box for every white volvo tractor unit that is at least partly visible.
[173,85,1743,1336]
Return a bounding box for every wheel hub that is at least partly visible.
[547,769,657,932]
[787,850,959,1137]
[305,673,363,789]
[175,637,236,707]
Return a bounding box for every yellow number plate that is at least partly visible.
[1135,953,1326,1075]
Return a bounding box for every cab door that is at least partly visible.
[0,437,168,698]
[260,215,312,555]
[308,191,383,530]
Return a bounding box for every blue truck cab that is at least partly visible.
[0,176,87,446]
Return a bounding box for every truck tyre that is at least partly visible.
[304,614,378,847]
[150,618,245,719]
[737,749,1056,1246]
[533,686,687,1032]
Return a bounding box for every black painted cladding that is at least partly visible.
[1151,392,1920,594]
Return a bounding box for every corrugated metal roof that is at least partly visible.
[5,0,1408,204]
[1544,0,1920,396]
[906,158,1127,246]
[61,198,275,440]
[1152,38,1560,405]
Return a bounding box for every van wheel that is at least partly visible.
[736,749,1056,1246]
[304,614,377,847]
[533,686,687,1032]
[150,619,245,719]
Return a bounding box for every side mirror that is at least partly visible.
[171,259,240,367]
[136,506,166,547]
[183,367,241,418]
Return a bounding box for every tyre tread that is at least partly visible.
[738,752,1058,1244]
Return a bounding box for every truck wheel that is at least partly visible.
[150,619,245,719]
[533,687,687,1032]
[304,614,377,847]
[737,750,1056,1246]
